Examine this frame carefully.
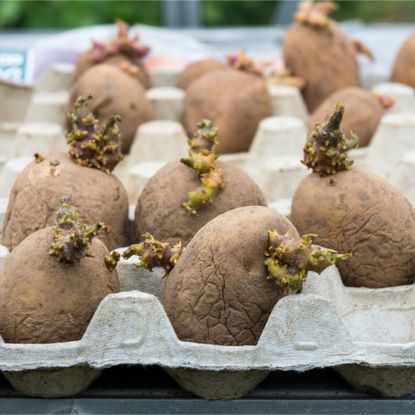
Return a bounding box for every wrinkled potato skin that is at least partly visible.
[308,87,383,148]
[183,69,273,154]
[391,32,415,88]
[134,160,267,245]
[0,227,119,344]
[176,59,226,90]
[283,23,360,112]
[291,167,415,288]
[73,52,152,89]
[2,154,129,251]
[69,64,153,153]
[162,206,298,346]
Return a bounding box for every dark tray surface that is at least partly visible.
[0,366,414,414]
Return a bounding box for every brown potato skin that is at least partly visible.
[183,69,273,154]
[134,160,267,245]
[391,32,415,88]
[308,87,383,148]
[176,59,226,90]
[73,52,152,89]
[0,227,119,343]
[162,206,298,346]
[2,154,129,251]
[291,167,415,288]
[283,23,360,112]
[69,64,153,153]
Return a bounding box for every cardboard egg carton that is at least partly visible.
[116,115,309,206]
[0,245,414,400]
[2,93,415,216]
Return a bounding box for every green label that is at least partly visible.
[0,49,29,83]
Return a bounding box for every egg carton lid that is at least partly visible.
[0,247,413,373]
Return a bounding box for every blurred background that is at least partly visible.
[0,0,415,29]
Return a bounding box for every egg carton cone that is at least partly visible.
[122,116,307,206]
[366,112,415,178]
[266,85,308,122]
[0,198,8,239]
[0,79,33,123]
[150,67,180,88]
[348,147,371,170]
[35,63,75,93]
[0,158,5,191]
[14,123,66,158]
[388,151,415,206]
[0,157,32,199]
[146,87,185,121]
[371,82,415,114]
[25,91,69,124]
[0,244,8,270]
[145,83,309,124]
[268,198,292,219]
[0,123,20,159]
[250,116,306,161]
[126,161,165,206]
[261,156,308,202]
[128,120,187,166]
[0,248,414,399]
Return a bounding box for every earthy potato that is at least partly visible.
[308,87,383,147]
[0,226,118,343]
[183,69,273,154]
[134,160,267,245]
[2,154,129,251]
[283,22,360,112]
[69,64,153,153]
[73,53,152,89]
[72,21,152,88]
[161,206,298,346]
[176,59,226,90]
[292,104,415,288]
[391,32,415,88]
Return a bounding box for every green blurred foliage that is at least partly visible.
[0,0,162,28]
[0,0,414,29]
[333,0,415,23]
[203,1,278,26]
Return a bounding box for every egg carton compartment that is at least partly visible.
[1,106,414,210]
[1,76,413,204]
[33,58,181,90]
[1,110,415,220]
[24,91,69,124]
[117,115,308,205]
[35,63,75,93]
[0,79,33,123]
[117,100,415,207]
[0,246,414,400]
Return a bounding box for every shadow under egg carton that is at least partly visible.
[0,246,414,399]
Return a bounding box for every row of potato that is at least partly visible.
[1,0,415,399]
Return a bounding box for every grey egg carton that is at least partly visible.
[0,244,414,400]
